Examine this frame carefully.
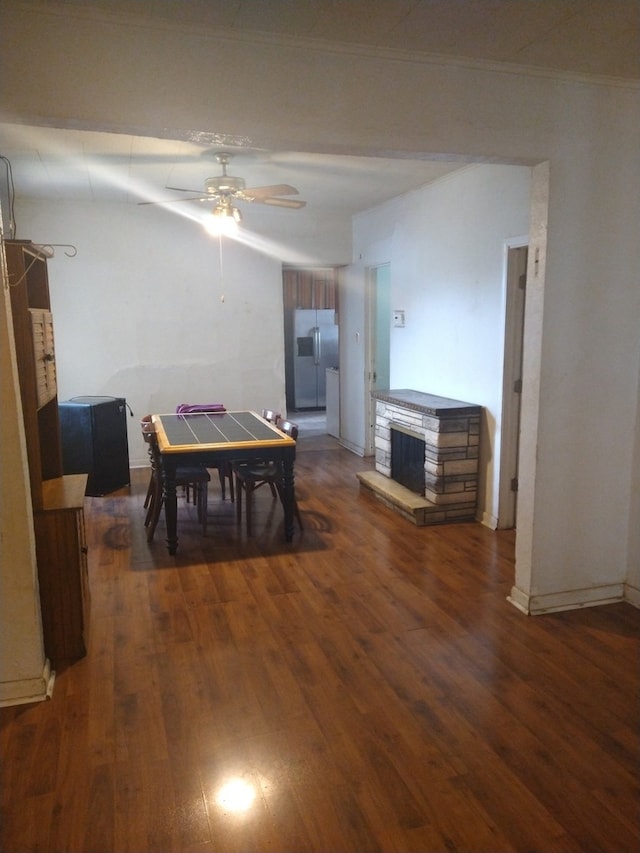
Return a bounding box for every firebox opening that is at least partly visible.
[390,424,425,495]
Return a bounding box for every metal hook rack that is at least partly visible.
[6,242,78,289]
[34,243,78,257]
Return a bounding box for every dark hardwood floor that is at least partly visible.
[1,433,638,853]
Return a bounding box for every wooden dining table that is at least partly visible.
[151,410,297,554]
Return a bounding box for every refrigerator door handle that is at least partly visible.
[313,326,321,365]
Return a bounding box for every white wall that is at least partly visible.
[15,199,329,467]
[337,261,366,456]
[344,165,531,525]
[514,132,640,613]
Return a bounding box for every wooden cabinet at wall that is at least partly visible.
[283,266,339,312]
[5,239,89,664]
[30,308,57,408]
[34,475,90,661]
[5,240,63,510]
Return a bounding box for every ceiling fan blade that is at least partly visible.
[138,196,209,205]
[258,197,307,209]
[242,184,299,199]
[165,185,208,194]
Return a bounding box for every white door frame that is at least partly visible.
[364,263,390,457]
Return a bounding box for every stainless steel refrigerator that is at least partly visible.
[293,308,339,409]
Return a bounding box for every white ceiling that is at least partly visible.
[0,0,638,220]
[0,123,465,215]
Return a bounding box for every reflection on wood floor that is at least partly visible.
[1,435,638,853]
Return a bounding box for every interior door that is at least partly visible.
[498,244,528,528]
[365,263,391,455]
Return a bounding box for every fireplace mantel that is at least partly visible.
[372,389,481,418]
[358,389,481,526]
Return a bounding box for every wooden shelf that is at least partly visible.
[6,240,63,510]
[6,240,89,664]
[41,473,88,511]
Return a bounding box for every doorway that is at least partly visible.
[498,243,528,528]
[365,263,391,456]
[283,266,340,415]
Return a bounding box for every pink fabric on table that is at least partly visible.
[175,404,226,414]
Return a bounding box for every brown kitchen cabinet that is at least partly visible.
[282,266,339,312]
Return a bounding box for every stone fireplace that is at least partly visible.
[357,389,481,526]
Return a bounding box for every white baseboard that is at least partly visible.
[506,585,531,614]
[338,438,365,456]
[625,583,640,609]
[479,510,498,530]
[0,659,55,707]
[508,582,627,615]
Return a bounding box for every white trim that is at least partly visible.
[364,266,375,458]
[339,437,365,457]
[507,586,531,614]
[625,584,640,609]
[0,659,55,707]
[505,236,530,249]
[480,510,498,530]
[508,583,627,615]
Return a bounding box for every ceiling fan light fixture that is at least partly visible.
[141,150,306,217]
[204,201,242,236]
[205,174,246,194]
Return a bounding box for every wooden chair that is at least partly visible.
[175,403,234,502]
[233,419,303,535]
[141,420,210,542]
[141,415,156,512]
[259,409,282,497]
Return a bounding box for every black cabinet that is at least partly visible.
[59,396,130,496]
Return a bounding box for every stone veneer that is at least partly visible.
[357,389,481,526]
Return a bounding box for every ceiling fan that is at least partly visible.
[139,152,306,209]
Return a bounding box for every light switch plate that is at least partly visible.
[393,310,405,328]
